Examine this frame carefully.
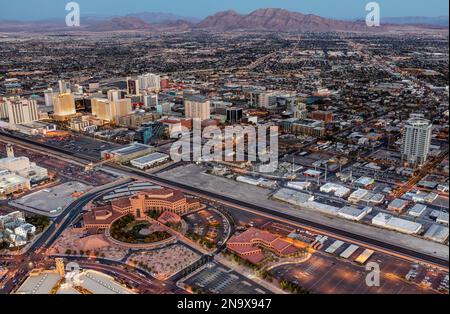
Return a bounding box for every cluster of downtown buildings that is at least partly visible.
[0,73,435,167]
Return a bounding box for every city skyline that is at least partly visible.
[0,0,449,21]
[0,0,448,300]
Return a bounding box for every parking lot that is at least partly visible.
[8,131,121,160]
[184,208,229,247]
[271,253,442,294]
[183,262,271,294]
[0,143,119,186]
[10,181,91,217]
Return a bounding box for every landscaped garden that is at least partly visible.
[110,214,171,244]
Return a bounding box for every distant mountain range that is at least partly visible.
[0,9,448,33]
[86,16,155,32]
[125,12,199,24]
[381,16,449,27]
[196,9,371,32]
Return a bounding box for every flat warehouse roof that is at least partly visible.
[339,206,364,217]
[132,153,169,164]
[114,146,150,155]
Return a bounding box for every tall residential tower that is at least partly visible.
[401,117,432,166]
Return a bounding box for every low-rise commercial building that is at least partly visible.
[0,146,48,183]
[337,206,372,222]
[0,169,31,197]
[408,204,427,217]
[101,143,153,163]
[320,183,351,198]
[430,210,449,225]
[371,213,422,235]
[355,177,375,188]
[130,153,170,170]
[388,199,409,213]
[286,181,311,191]
[423,224,449,243]
[273,188,314,206]
[348,189,369,203]
[292,119,325,137]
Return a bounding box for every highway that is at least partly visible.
[0,131,449,271]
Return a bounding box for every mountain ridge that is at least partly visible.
[0,9,448,33]
[126,12,200,24]
[196,8,375,32]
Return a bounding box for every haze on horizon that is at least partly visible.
[0,0,448,21]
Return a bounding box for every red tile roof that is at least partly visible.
[227,227,298,263]
[83,206,124,227]
[157,211,181,225]
[111,197,131,209]
[227,227,278,245]
[132,188,186,203]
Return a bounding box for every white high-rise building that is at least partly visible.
[143,94,158,109]
[138,73,161,92]
[6,98,39,125]
[184,95,210,120]
[401,117,432,166]
[107,89,121,102]
[44,88,54,108]
[58,80,71,94]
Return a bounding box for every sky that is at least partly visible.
[0,0,448,21]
